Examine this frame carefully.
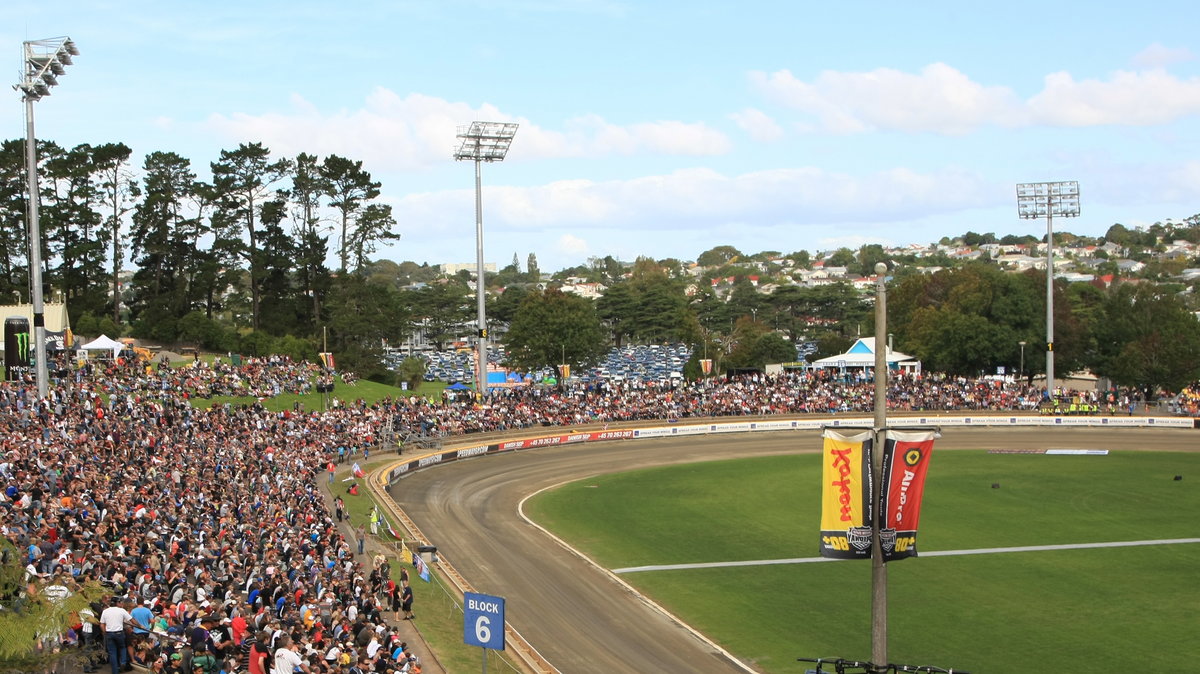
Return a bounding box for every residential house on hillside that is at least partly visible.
[994,254,1040,271]
[1115,259,1146,275]
[1099,241,1126,257]
[560,281,606,299]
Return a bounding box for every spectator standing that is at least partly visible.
[99,596,133,674]
[400,583,414,621]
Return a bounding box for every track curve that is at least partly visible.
[388,426,1196,674]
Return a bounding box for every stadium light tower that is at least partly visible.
[454,121,518,399]
[15,36,79,399]
[1016,180,1079,396]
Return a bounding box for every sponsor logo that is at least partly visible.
[903,448,922,466]
[456,445,489,458]
[417,454,443,467]
[822,534,850,551]
[565,433,590,443]
[848,526,873,551]
[894,469,916,523]
[829,447,855,522]
[879,527,897,553]
[500,441,525,450]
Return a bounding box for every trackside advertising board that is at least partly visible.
[383,415,1194,488]
[878,429,938,562]
[819,429,875,559]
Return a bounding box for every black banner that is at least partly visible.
[5,316,30,379]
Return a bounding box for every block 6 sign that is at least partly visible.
[464,592,505,650]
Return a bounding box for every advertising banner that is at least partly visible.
[878,429,938,562]
[4,316,30,379]
[819,429,874,559]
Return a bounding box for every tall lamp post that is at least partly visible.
[15,36,79,399]
[1016,180,1079,396]
[454,121,518,399]
[1018,340,1027,382]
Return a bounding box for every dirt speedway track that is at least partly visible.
[387,425,1196,674]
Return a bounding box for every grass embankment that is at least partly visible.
[526,451,1200,673]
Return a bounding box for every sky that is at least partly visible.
[5,1,1200,273]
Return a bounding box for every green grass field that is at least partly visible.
[525,451,1200,673]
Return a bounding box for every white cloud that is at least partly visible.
[1132,43,1193,68]
[202,90,730,171]
[816,234,892,251]
[728,107,784,142]
[750,63,1022,135]
[392,165,990,236]
[1028,70,1200,126]
[752,62,1200,134]
[556,234,591,258]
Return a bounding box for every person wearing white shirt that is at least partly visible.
[98,597,134,674]
[272,636,308,674]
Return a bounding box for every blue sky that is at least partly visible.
[6,1,1200,272]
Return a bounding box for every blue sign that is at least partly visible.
[463,592,505,650]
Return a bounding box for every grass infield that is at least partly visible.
[524,450,1200,673]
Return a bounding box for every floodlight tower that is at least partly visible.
[15,37,79,399]
[1016,180,1080,396]
[454,121,518,398]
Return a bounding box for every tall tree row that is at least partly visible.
[0,137,404,376]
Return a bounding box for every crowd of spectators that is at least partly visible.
[0,353,1170,673]
[3,357,420,674]
[1174,383,1200,417]
[392,370,1058,437]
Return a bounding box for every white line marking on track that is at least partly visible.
[612,538,1200,574]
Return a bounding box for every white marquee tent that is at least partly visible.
[809,337,921,372]
[79,334,124,358]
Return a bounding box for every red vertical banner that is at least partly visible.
[878,430,938,562]
[819,429,875,559]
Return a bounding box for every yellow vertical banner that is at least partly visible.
[819,429,875,559]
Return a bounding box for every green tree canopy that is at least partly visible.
[696,245,743,267]
[503,288,608,371]
[1092,283,1200,393]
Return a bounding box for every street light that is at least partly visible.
[1016,180,1079,396]
[15,36,79,399]
[1018,340,1027,382]
[454,121,518,399]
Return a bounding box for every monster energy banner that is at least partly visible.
[878,429,938,562]
[818,428,875,559]
[5,317,31,379]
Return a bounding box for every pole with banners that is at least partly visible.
[807,261,945,671]
[870,262,888,665]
